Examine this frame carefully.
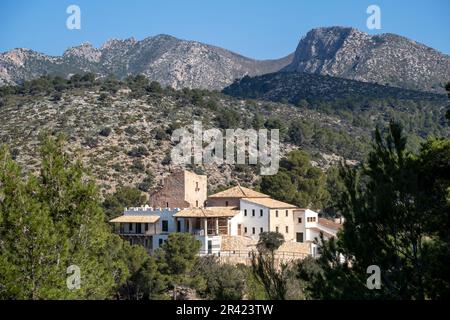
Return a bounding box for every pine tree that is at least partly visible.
[0,135,136,299]
[297,122,450,299]
[0,146,61,298]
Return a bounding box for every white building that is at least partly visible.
[110,206,238,255]
[110,173,342,258]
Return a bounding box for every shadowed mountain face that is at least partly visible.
[283,26,450,93]
[223,71,447,104]
[1,27,449,92]
[0,34,293,90]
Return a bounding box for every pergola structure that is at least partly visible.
[109,214,160,235]
[173,207,239,236]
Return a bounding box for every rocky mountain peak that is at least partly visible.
[63,42,101,63]
[100,37,137,50]
[284,26,450,92]
[0,27,448,92]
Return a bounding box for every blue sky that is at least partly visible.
[0,0,449,59]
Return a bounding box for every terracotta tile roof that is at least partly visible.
[318,217,343,230]
[309,227,336,239]
[241,197,297,209]
[109,215,160,223]
[208,185,270,198]
[173,207,239,218]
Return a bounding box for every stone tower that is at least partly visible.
[149,169,207,208]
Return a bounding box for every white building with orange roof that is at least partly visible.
[110,171,342,258]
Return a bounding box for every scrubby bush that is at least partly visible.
[99,127,112,137]
[128,146,149,158]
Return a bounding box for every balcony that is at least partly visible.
[119,229,157,236]
[191,228,224,236]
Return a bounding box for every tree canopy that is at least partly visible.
[297,122,450,299]
[260,150,329,209]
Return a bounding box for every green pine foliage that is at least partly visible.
[0,135,131,299]
[296,122,450,299]
[260,150,329,209]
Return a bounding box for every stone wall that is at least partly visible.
[184,170,207,207]
[149,170,207,208]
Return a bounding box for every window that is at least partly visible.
[275,226,279,233]
[136,223,141,234]
[286,226,289,233]
[196,182,199,190]
[244,209,247,216]
[260,227,263,233]
[252,227,255,234]
[145,223,149,232]
[298,217,302,223]
[196,200,199,207]
[252,209,255,217]
[158,239,163,246]
[275,210,279,217]
[225,201,229,207]
[286,210,289,217]
[244,227,247,233]
[128,223,133,232]
[162,220,169,232]
[166,202,169,208]
[260,209,263,217]
[307,217,316,223]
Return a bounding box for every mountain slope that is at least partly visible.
[0,77,372,196]
[222,71,449,140]
[283,26,450,93]
[0,35,293,90]
[223,71,447,104]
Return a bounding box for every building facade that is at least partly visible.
[149,169,207,208]
[110,171,342,258]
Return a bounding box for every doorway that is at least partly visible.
[208,240,212,254]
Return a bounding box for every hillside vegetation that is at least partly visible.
[0,74,373,197]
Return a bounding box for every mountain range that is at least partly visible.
[0,26,449,92]
[0,34,292,90]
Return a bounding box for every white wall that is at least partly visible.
[239,200,270,239]
[123,206,184,234]
[152,234,221,254]
[229,214,241,236]
[152,234,168,249]
[315,224,338,239]
[293,209,306,242]
[304,209,319,231]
